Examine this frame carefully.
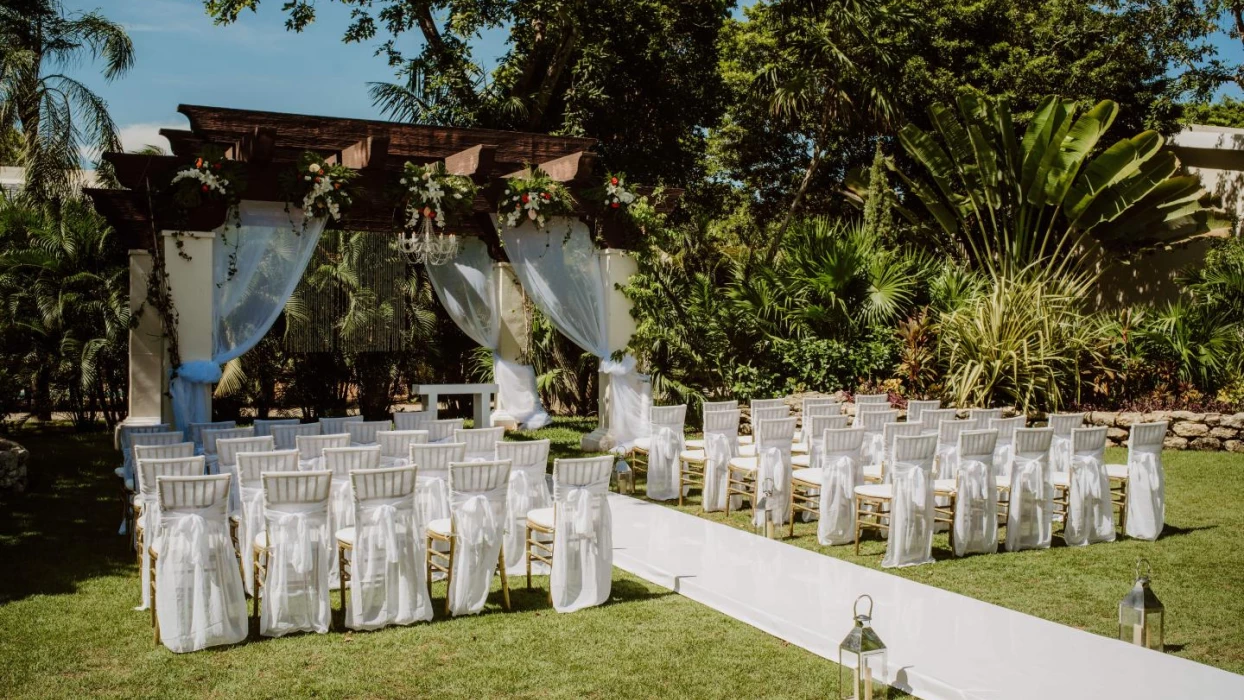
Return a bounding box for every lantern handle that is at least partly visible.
[853,594,874,619]
[1135,557,1152,581]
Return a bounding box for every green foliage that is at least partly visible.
[1183,96,1244,128]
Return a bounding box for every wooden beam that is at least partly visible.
[444,144,496,178]
[233,126,277,164]
[504,151,595,182]
[339,136,389,169]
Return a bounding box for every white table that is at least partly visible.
[411,383,499,428]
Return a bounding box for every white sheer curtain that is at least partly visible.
[426,237,550,430]
[170,201,325,434]
[500,220,648,451]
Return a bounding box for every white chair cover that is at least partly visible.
[126,431,185,485]
[135,455,204,610]
[952,430,998,556]
[550,456,613,613]
[967,408,1003,432]
[320,415,364,434]
[346,420,393,446]
[393,410,436,431]
[703,399,739,412]
[1125,422,1167,541]
[906,399,940,425]
[645,405,687,502]
[252,418,300,437]
[934,419,971,479]
[1048,413,1084,474]
[1064,427,1113,546]
[322,446,382,548]
[882,434,938,568]
[346,466,433,630]
[202,426,256,474]
[989,416,1025,478]
[188,420,236,454]
[447,460,511,617]
[919,408,958,436]
[455,426,506,462]
[857,409,898,466]
[271,422,320,450]
[295,433,351,470]
[216,436,274,511]
[260,471,333,638]
[428,419,465,444]
[376,430,429,466]
[409,442,466,532]
[118,422,171,481]
[153,474,247,653]
[802,411,848,448]
[701,409,741,512]
[817,428,866,545]
[750,397,788,411]
[234,450,300,596]
[854,393,889,405]
[1006,428,1054,552]
[498,440,552,575]
[753,417,797,528]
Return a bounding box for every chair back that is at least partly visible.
[807,414,850,439]
[1014,427,1054,459]
[236,450,300,487]
[157,474,231,516]
[296,433,351,460]
[937,419,972,449]
[139,456,205,499]
[189,421,236,450]
[822,427,866,459]
[271,422,321,450]
[856,409,898,435]
[649,405,687,433]
[802,397,841,415]
[750,398,788,411]
[131,431,187,457]
[702,399,738,413]
[967,408,1004,432]
[448,459,512,495]
[393,410,436,431]
[320,415,364,434]
[428,418,465,442]
[756,416,797,450]
[345,420,392,445]
[377,430,429,458]
[409,442,467,480]
[262,470,332,510]
[1072,427,1108,462]
[496,439,550,472]
[958,429,998,465]
[920,408,958,434]
[1128,422,1167,458]
[322,446,381,479]
[119,423,171,452]
[884,422,925,462]
[906,400,940,424]
[202,427,255,456]
[751,406,790,430]
[252,418,300,437]
[990,416,1026,444]
[854,402,893,415]
[893,434,938,468]
[134,442,195,465]
[351,466,417,503]
[854,393,889,405]
[455,427,506,457]
[1048,412,1085,438]
[217,436,274,470]
[553,455,613,491]
[704,409,740,435]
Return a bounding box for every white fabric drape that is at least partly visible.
[237,485,263,596]
[503,458,553,577]
[500,221,648,451]
[1065,455,1115,546]
[817,454,858,545]
[753,445,792,528]
[1126,452,1165,541]
[702,432,739,512]
[952,459,998,556]
[1050,435,1072,474]
[882,460,936,568]
[154,506,248,653]
[261,503,332,637]
[347,496,434,630]
[645,426,683,502]
[447,486,508,616]
[426,237,549,430]
[1006,456,1053,552]
[551,481,612,612]
[170,202,325,433]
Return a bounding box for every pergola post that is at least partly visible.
[162,231,216,425]
[115,250,167,445]
[580,248,639,452]
[491,262,526,429]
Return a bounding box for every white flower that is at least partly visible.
[309,163,321,173]
[400,178,407,185]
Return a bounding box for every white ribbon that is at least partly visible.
[564,487,598,541]
[456,494,498,549]
[864,432,885,465]
[507,469,531,537]
[702,432,733,512]
[164,508,211,568]
[273,511,315,575]
[909,464,929,509]
[1126,451,1164,541]
[1071,455,1104,500]
[753,445,784,526]
[958,459,989,501]
[646,425,681,501]
[936,443,960,479]
[993,443,1014,478]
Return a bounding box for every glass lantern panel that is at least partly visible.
[1145,611,1164,650]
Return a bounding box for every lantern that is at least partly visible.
[614,459,635,495]
[755,477,777,538]
[839,595,888,700]
[1119,558,1164,651]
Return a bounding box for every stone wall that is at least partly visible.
[0,437,29,492]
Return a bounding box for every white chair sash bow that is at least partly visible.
[646,426,682,501]
[261,504,331,637]
[1065,455,1114,546]
[447,487,507,617]
[952,459,997,556]
[155,507,247,653]
[348,496,433,630]
[817,454,857,546]
[1126,452,1164,541]
[935,443,959,479]
[702,432,736,512]
[882,462,935,568]
[1050,435,1072,473]
[504,465,552,575]
[863,432,885,465]
[753,445,790,527]
[551,481,612,613]
[1006,456,1051,552]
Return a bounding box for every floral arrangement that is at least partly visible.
[399,161,478,230]
[498,167,574,229]
[169,147,241,212]
[287,152,357,224]
[602,172,637,210]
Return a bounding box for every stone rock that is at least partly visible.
[1163,436,1188,450]
[1210,426,1238,440]
[1189,436,1221,451]
[1172,421,1209,438]
[1107,427,1129,442]
[1222,413,1244,430]
[1225,440,1244,453]
[1143,410,1174,424]
[0,437,29,493]
[1169,410,1199,422]
[1088,411,1117,427]
[1116,412,1144,427]
[1205,413,1222,427]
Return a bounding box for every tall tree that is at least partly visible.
[0,0,134,202]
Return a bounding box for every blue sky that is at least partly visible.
[63,0,1244,156]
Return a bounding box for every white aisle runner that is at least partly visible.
[608,495,1244,700]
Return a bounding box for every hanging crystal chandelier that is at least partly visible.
[397,215,459,265]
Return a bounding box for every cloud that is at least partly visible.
[117,122,181,154]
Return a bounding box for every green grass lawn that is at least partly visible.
[0,421,846,700]
[638,444,1244,676]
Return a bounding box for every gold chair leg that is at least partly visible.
[498,546,511,611]
[525,526,533,590]
[150,550,159,646]
[338,544,347,618]
[443,536,456,617]
[854,498,863,555]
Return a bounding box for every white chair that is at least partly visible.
[216,436,274,482]
[254,470,333,637]
[989,416,1026,476]
[967,408,1003,432]
[455,426,506,462]
[202,426,256,474]
[337,466,433,630]
[126,432,186,490]
[741,406,791,457]
[726,416,797,529]
[854,393,889,405]
[252,418,301,438]
[866,421,924,483]
[393,410,436,431]
[920,408,958,436]
[1055,426,1113,546]
[133,441,195,468]
[427,459,513,616]
[633,405,687,502]
[702,399,739,412]
[750,397,788,411]
[295,433,351,470]
[525,455,614,612]
[854,433,938,567]
[1048,412,1085,474]
[497,439,552,576]
[271,422,320,450]
[188,420,236,453]
[116,423,173,538]
[792,414,850,468]
[376,430,429,466]
[322,446,382,538]
[933,419,973,479]
[906,399,940,426]
[856,409,898,466]
[427,418,465,444]
[1004,427,1054,552]
[345,420,393,446]
[1115,421,1168,541]
[685,409,741,512]
[233,450,300,596]
[320,415,364,435]
[150,473,247,652]
[134,455,204,611]
[947,429,999,557]
[790,427,865,545]
[408,442,467,532]
[802,397,842,417]
[799,408,846,448]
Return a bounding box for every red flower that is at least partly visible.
[195,158,203,168]
[610,176,619,185]
[541,192,550,200]
[611,201,620,208]
[521,193,530,203]
[315,177,322,183]
[213,162,222,170]
[333,183,340,189]
[201,185,209,192]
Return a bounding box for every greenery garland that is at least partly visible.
[399,161,478,230]
[278,152,358,233]
[497,167,575,229]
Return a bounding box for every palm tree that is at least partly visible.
[0,0,133,202]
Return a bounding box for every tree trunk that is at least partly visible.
[33,368,52,422]
[762,146,824,263]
